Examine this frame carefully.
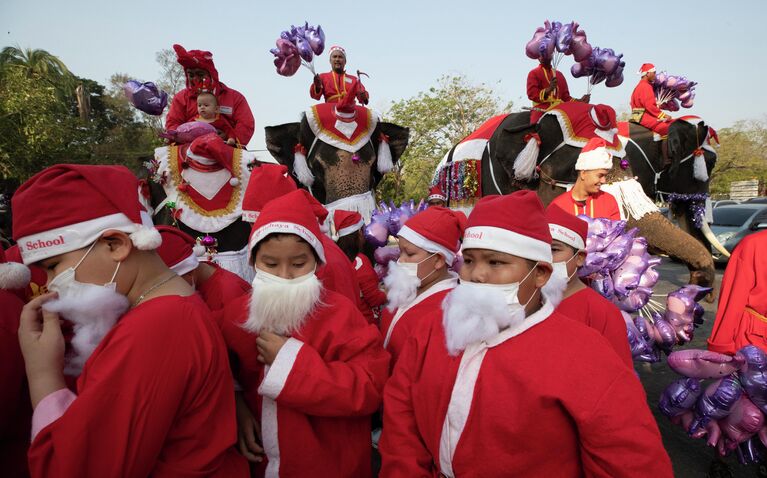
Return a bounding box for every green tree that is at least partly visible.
[155,48,185,104]
[377,74,512,203]
[0,46,76,96]
[709,119,767,196]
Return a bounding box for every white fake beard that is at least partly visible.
[441,282,526,357]
[540,268,568,308]
[383,260,421,311]
[43,285,130,375]
[243,275,323,336]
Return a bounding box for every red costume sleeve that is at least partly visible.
[28,297,243,477]
[379,316,439,477]
[255,294,390,417]
[356,255,386,309]
[165,89,193,130]
[227,89,255,145]
[526,68,543,103]
[198,265,252,312]
[602,192,622,220]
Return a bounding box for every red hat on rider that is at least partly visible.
[173,44,220,90]
[545,205,587,251]
[638,63,656,77]
[186,133,240,186]
[241,164,297,222]
[328,45,346,58]
[574,137,613,171]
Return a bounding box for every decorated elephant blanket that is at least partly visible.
[543,102,626,157]
[431,114,509,205]
[305,103,379,153]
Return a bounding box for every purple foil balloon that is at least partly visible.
[739,345,767,414]
[659,377,703,418]
[373,245,400,266]
[159,121,216,144]
[295,36,314,63]
[625,312,652,358]
[123,80,168,116]
[668,349,746,379]
[570,31,592,63]
[525,27,547,59]
[578,252,609,277]
[612,254,647,298]
[272,39,301,77]
[555,21,575,53]
[538,36,555,63]
[570,61,592,79]
[638,259,661,289]
[614,286,652,312]
[605,70,624,88]
[691,376,743,434]
[305,24,325,55]
[720,396,765,451]
[592,273,614,298]
[654,317,678,350]
[364,210,391,248]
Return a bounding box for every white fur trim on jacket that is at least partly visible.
[258,337,304,400]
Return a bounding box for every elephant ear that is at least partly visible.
[378,123,410,165]
[265,122,302,171]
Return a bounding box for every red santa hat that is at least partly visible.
[332,210,364,239]
[173,44,220,89]
[241,164,297,222]
[462,191,552,263]
[248,189,326,264]
[12,164,162,265]
[545,205,587,251]
[186,133,240,186]
[298,190,331,231]
[638,63,656,76]
[328,45,346,57]
[398,207,467,264]
[574,137,613,171]
[0,247,31,290]
[155,225,205,276]
[427,185,447,203]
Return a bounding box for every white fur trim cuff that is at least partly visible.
[248,221,326,264]
[548,225,585,250]
[171,252,200,276]
[258,337,304,400]
[462,226,552,263]
[398,225,456,264]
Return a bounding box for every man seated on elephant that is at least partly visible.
[166,44,255,145]
[549,138,621,220]
[310,45,369,105]
[631,63,673,166]
[527,55,590,124]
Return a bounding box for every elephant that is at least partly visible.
[264,108,409,222]
[440,110,718,292]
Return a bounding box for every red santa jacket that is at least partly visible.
[0,290,30,478]
[318,235,361,305]
[527,65,572,123]
[379,304,672,477]
[310,71,368,104]
[218,291,390,477]
[197,262,251,311]
[354,253,387,324]
[549,190,621,221]
[167,84,255,144]
[28,295,248,478]
[557,287,633,368]
[380,275,458,367]
[630,79,671,135]
[708,231,767,354]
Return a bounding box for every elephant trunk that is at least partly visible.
[700,221,731,258]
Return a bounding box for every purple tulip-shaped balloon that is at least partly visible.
[612,254,648,298]
[614,286,652,312]
[570,31,592,63]
[538,37,555,63]
[578,252,609,277]
[739,345,767,414]
[280,30,296,43]
[659,377,703,418]
[605,67,624,88]
[603,228,638,270]
[555,22,575,53]
[624,312,652,358]
[365,209,391,248]
[305,24,325,55]
[295,36,314,62]
[592,273,614,298]
[124,80,168,116]
[525,27,547,59]
[654,317,678,350]
[691,376,743,434]
[720,395,765,451]
[668,349,746,379]
[373,245,400,266]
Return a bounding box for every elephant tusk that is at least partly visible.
[700,221,731,258]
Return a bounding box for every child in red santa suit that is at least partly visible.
[196,91,238,145]
[217,189,390,477]
[379,190,672,477]
[546,204,633,367]
[12,164,247,477]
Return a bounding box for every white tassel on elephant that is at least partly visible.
[692,149,709,182]
[600,178,659,221]
[292,144,315,187]
[513,133,541,180]
[377,133,394,174]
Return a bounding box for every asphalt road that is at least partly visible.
[638,258,760,478]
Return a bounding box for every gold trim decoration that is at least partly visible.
[167,145,243,217]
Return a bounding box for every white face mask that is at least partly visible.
[551,252,580,283]
[43,240,129,375]
[396,252,437,285]
[251,267,317,287]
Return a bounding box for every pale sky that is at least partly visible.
[3,0,764,153]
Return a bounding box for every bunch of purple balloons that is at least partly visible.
[653,71,697,111]
[525,20,592,73]
[660,345,767,460]
[270,22,325,77]
[570,46,625,91]
[123,80,168,116]
[364,199,427,249]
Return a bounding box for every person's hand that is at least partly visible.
[580,94,591,103]
[357,90,369,105]
[18,292,67,407]
[257,331,288,365]
[235,392,264,462]
[313,74,322,89]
